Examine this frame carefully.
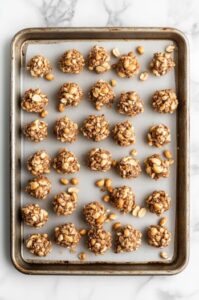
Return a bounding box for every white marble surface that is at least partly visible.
[0,0,198,299]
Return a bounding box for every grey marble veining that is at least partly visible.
[0,0,198,299]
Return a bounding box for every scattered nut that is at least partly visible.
[111,159,117,167]
[95,179,105,188]
[68,187,79,194]
[160,251,168,259]
[45,73,54,81]
[139,71,148,81]
[107,213,117,221]
[78,252,87,261]
[79,229,87,236]
[102,195,110,203]
[132,205,140,217]
[137,207,147,218]
[164,150,173,159]
[136,46,144,55]
[70,178,79,185]
[110,79,117,87]
[112,48,121,58]
[166,45,175,53]
[60,178,69,185]
[130,149,137,156]
[112,222,122,231]
[159,216,168,226]
[40,110,48,118]
[105,178,112,188]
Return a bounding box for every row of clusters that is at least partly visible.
[21,85,178,116]
[26,45,175,81]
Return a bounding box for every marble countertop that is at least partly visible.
[0,0,198,299]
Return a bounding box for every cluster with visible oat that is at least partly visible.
[146,191,171,215]
[147,124,171,147]
[81,114,110,142]
[21,203,48,228]
[83,201,107,227]
[54,223,81,250]
[58,82,83,111]
[112,120,135,146]
[87,148,112,172]
[21,89,48,113]
[87,45,110,73]
[27,150,51,176]
[150,52,175,76]
[89,80,115,110]
[147,225,171,248]
[117,91,144,116]
[27,55,53,79]
[25,233,52,256]
[59,49,85,74]
[54,116,78,143]
[115,225,142,253]
[53,191,78,216]
[110,186,135,214]
[53,148,80,174]
[152,89,178,113]
[118,156,141,179]
[114,52,140,78]
[25,175,51,199]
[88,228,112,255]
[23,120,48,142]
[144,154,170,180]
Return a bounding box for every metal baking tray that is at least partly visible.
[11,27,189,275]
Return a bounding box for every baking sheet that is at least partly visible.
[20,39,177,263]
